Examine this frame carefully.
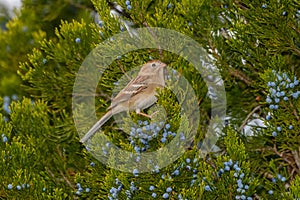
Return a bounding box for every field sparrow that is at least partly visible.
[80,60,167,143]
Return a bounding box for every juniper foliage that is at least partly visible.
[1,0,300,199]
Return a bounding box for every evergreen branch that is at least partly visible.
[116,61,132,81]
[65,0,95,12]
[238,105,261,132]
[229,69,253,86]
[288,100,300,121]
[272,144,299,176]
[293,47,300,56]
[253,194,261,200]
[256,146,298,177]
[289,23,300,35]
[106,0,132,20]
[143,22,163,58]
[292,148,300,172]
[234,0,249,10]
[59,170,74,189]
[288,24,300,56]
[46,167,56,181]
[207,39,253,86]
[272,147,292,165]
[264,165,291,189]
[208,38,220,59]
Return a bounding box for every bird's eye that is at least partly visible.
[151,63,156,67]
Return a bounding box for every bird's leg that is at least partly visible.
[135,108,156,118]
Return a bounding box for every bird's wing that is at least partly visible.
[107,75,150,110]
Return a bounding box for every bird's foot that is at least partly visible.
[136,110,159,119]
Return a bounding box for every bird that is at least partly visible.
[80,60,167,143]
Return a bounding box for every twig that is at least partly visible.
[288,23,300,34]
[105,0,132,19]
[289,100,300,121]
[234,0,249,10]
[229,69,253,85]
[60,170,74,188]
[294,48,300,56]
[117,62,132,81]
[258,146,274,152]
[292,148,300,170]
[253,193,261,200]
[72,92,111,99]
[272,145,295,168]
[264,171,274,179]
[208,38,220,59]
[46,167,56,180]
[238,105,261,132]
[143,22,163,58]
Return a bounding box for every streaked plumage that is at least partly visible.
[80,60,167,143]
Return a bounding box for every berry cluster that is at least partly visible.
[128,120,178,162]
[261,3,288,16]
[90,120,179,159]
[266,71,299,111]
[267,173,287,195]
[7,183,30,191]
[125,0,131,10]
[265,71,299,136]
[127,120,181,177]
[108,178,124,199]
[106,155,199,199]
[75,183,90,196]
[274,173,287,183]
[3,96,11,114]
[148,157,199,199]
[2,133,8,143]
[2,95,17,121]
[204,159,254,200]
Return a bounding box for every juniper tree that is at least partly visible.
[1,0,300,199]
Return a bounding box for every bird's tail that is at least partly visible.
[80,111,113,143]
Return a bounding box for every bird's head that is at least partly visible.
[138,60,167,76]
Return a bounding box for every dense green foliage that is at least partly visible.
[1,0,300,199]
